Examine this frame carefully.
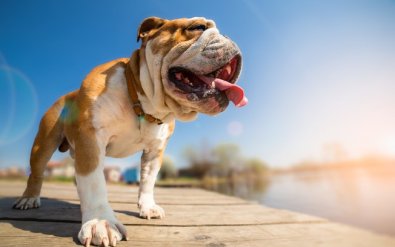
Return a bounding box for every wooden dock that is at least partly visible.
[1,180,394,246]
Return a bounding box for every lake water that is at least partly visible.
[205,165,395,237]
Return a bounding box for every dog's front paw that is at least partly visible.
[139,203,165,220]
[138,193,165,220]
[13,196,41,210]
[78,219,127,247]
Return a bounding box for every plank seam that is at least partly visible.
[20,197,255,206]
[0,217,328,227]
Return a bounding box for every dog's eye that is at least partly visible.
[187,24,207,32]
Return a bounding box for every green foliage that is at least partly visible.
[245,158,268,175]
[159,156,178,179]
[182,142,268,179]
[181,144,214,178]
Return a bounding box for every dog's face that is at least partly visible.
[138,17,247,117]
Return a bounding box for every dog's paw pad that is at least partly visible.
[13,196,40,210]
[139,204,165,220]
[78,219,127,247]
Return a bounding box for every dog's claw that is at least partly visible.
[115,222,128,241]
[111,237,117,247]
[103,237,109,247]
[84,237,91,247]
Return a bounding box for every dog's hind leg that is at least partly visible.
[13,92,75,210]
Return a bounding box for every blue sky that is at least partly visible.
[1,0,395,169]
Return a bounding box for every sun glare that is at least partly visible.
[382,137,395,157]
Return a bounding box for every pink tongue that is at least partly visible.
[198,76,248,107]
[214,78,248,107]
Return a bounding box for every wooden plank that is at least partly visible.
[0,181,249,205]
[1,221,395,247]
[0,180,224,195]
[0,197,324,226]
[1,180,395,247]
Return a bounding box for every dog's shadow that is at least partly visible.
[0,197,139,244]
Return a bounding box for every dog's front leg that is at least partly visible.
[138,149,165,219]
[74,132,127,246]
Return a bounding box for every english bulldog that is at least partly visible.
[13,17,248,246]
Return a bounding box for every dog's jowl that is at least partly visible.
[13,17,248,246]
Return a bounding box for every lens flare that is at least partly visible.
[382,137,395,157]
[60,99,79,124]
[227,121,244,136]
[0,65,39,145]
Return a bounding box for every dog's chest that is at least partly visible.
[105,121,170,158]
[91,67,170,158]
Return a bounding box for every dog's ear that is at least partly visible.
[137,17,167,42]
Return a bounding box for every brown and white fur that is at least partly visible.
[13,17,243,246]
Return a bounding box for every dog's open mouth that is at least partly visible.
[168,55,248,107]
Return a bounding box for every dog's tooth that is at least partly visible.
[225,65,232,75]
[184,77,190,83]
[211,81,215,88]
